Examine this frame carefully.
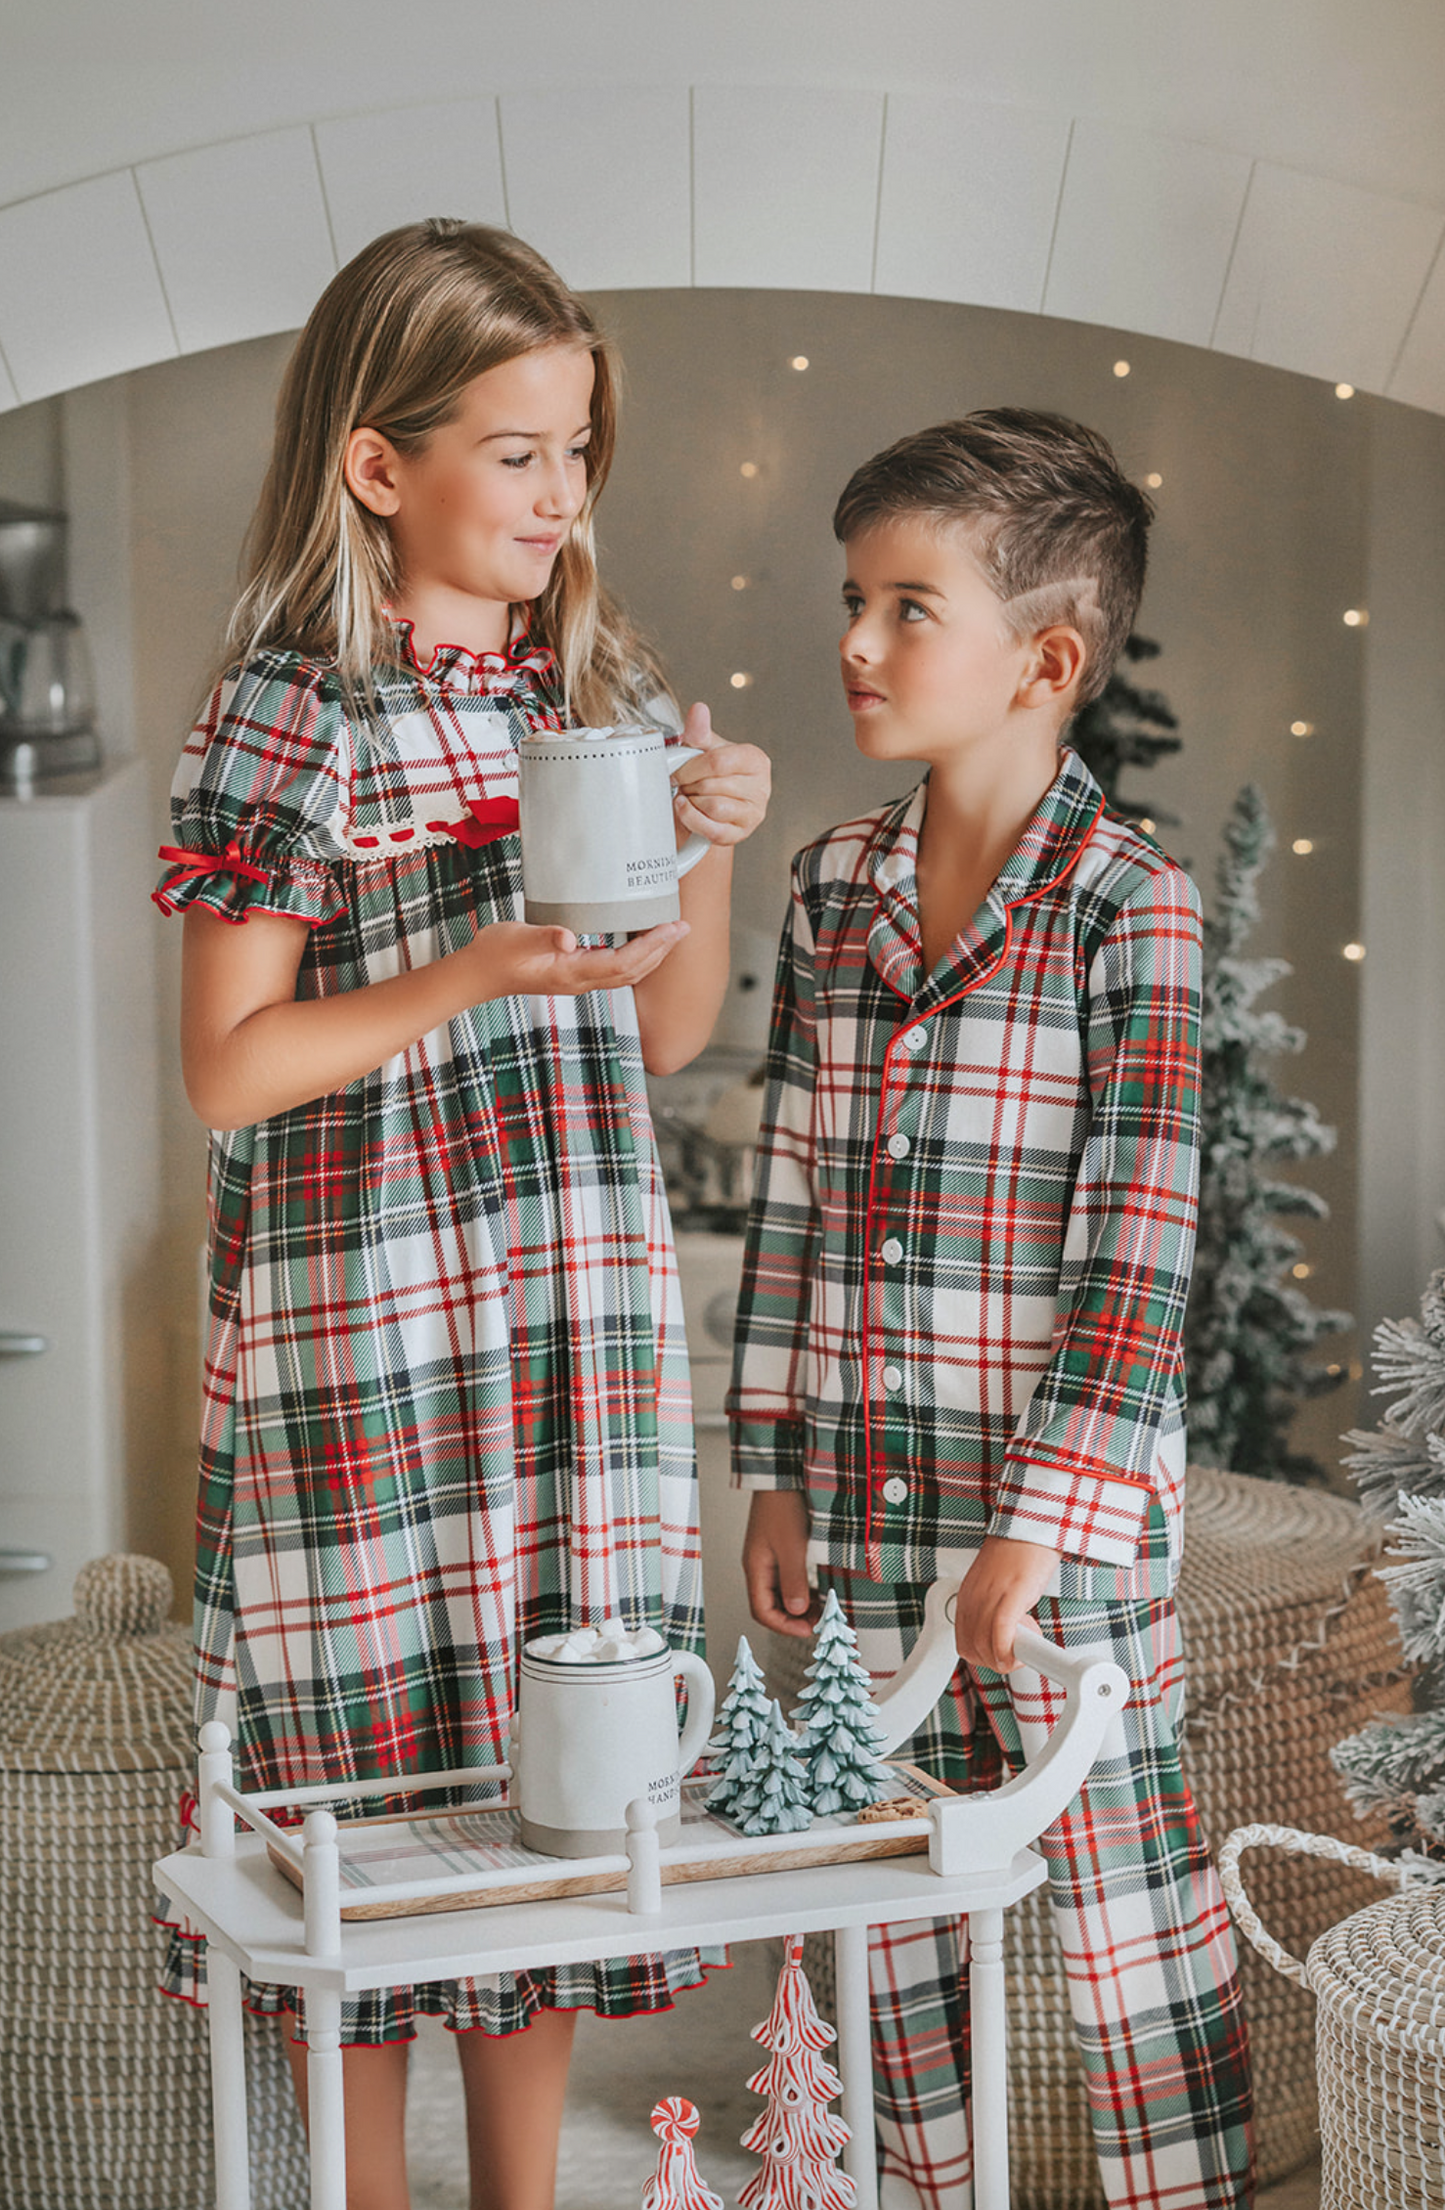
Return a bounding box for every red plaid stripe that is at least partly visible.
[838,1573,1253,2210]
[152,635,705,2039]
[730,750,1201,1585]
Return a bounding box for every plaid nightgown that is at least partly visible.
[153,625,709,2039]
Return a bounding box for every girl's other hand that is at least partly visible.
[671,702,771,847]
[468,918,688,1002]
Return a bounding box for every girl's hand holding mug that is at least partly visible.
[465,917,688,1002]
[670,701,771,847]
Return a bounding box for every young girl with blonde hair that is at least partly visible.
[155,218,770,2210]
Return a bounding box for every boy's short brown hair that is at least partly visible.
[832,408,1152,708]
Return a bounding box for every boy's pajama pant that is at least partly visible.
[829,1574,1256,2210]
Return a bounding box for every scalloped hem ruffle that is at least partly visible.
[156,1916,726,2043]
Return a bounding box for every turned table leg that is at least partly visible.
[835,1923,878,2210]
[206,1946,252,2210]
[968,1908,1009,2210]
[304,1985,346,2210]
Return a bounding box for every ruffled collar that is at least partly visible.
[388,612,560,699]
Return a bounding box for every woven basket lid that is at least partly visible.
[1306,1883,1445,2052]
[0,1553,193,1774]
[1180,1467,1383,1694]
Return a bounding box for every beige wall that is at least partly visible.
[5,290,1442,1586]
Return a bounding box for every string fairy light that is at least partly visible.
[1113,360,1131,378]
[731,576,749,591]
[1343,608,1368,627]
[1292,838,1314,856]
[730,672,753,690]
[1290,720,1315,737]
[740,461,759,479]
[1343,942,1366,962]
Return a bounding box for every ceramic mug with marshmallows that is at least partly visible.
[513,1619,716,1857]
[516,725,710,934]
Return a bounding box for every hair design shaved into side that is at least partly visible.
[832,408,1153,708]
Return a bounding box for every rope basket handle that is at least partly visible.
[1217,1823,1414,1989]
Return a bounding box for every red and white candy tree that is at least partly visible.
[642,2097,724,2210]
[739,1938,858,2210]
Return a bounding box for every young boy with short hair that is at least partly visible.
[728,410,1254,2209]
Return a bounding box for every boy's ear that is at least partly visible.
[344,427,404,518]
[1017,624,1086,712]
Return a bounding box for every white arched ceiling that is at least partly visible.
[2,0,1445,414]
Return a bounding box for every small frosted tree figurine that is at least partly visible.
[731,1699,813,1837]
[1332,1270,1445,1866]
[790,1590,892,1816]
[740,1935,856,2210]
[642,2098,723,2210]
[707,1636,773,1819]
[1183,783,1349,1482]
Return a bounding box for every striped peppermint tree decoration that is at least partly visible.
[740,1937,857,2210]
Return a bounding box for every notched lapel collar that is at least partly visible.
[909,750,1106,1012]
[865,784,927,1002]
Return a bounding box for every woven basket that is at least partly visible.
[1221,1824,1445,2210]
[0,1554,308,2209]
[767,1468,1410,2206]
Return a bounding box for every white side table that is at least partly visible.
[156,1620,1126,2210]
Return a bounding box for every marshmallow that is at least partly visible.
[526,1620,671,1664]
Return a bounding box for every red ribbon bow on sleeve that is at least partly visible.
[156,838,271,884]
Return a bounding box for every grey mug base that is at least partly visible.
[524,891,682,933]
[518,1810,683,1859]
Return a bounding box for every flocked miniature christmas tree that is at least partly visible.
[730,1699,813,1837]
[1331,1270,1445,1868]
[790,1590,892,1816]
[739,1936,857,2210]
[1070,632,1181,827]
[706,1636,774,1818]
[642,2098,724,2210]
[1182,783,1349,1482]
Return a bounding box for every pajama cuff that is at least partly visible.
[990,1454,1153,1567]
[729,1417,808,1491]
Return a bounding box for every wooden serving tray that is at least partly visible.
[268,1763,952,1922]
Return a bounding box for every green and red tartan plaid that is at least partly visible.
[840,1572,1253,2210]
[728,751,1202,1584]
[731,757,1252,2202]
[153,630,707,2039]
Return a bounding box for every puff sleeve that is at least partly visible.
[153,654,352,928]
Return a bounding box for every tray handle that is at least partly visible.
[1217,1822,1414,1988]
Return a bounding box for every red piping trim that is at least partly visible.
[1007,1446,1155,1491]
[151,885,338,929]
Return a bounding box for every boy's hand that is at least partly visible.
[952,1535,1063,1673]
[742,1490,819,1639]
[671,702,771,847]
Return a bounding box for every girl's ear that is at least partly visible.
[344,427,404,518]
[1017,624,1086,710]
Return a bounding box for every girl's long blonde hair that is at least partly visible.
[228,219,658,722]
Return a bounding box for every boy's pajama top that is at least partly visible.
[153,629,709,2041]
[729,751,1254,2208]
